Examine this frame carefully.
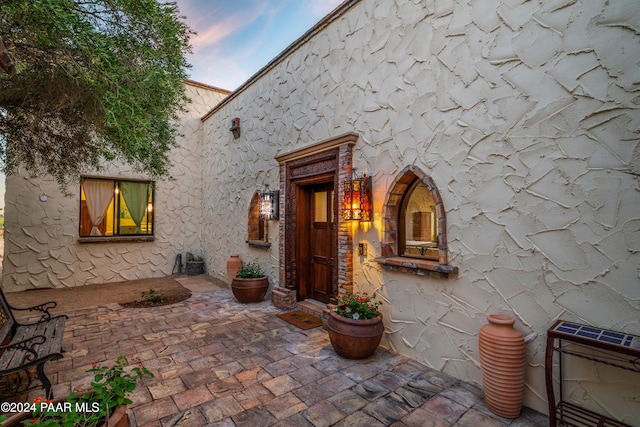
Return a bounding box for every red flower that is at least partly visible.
[33,397,43,404]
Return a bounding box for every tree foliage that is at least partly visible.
[0,0,192,188]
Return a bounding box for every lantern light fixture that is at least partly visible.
[230,117,241,139]
[260,189,279,221]
[343,168,372,221]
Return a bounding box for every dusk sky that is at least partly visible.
[0,1,345,212]
[174,0,345,90]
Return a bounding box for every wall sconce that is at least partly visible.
[260,189,279,221]
[343,169,372,221]
[230,117,241,139]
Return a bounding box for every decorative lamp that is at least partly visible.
[260,189,279,221]
[343,169,372,221]
[230,117,241,139]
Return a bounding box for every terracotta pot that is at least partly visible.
[327,310,384,359]
[478,313,526,419]
[108,405,130,427]
[3,400,129,426]
[226,254,243,285]
[231,276,269,303]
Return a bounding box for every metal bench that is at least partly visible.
[0,288,67,399]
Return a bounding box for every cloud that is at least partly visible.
[309,0,344,16]
[174,0,344,89]
[189,16,244,52]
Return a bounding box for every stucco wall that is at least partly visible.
[2,82,228,291]
[201,0,640,421]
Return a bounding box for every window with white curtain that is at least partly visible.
[79,178,154,238]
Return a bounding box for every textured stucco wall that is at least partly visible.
[2,82,228,291]
[201,0,640,421]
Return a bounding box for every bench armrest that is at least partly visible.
[0,335,46,363]
[8,301,57,322]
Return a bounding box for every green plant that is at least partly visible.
[22,356,153,426]
[1,1,191,190]
[334,284,382,320]
[142,288,166,304]
[235,261,265,278]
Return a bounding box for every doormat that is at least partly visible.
[276,310,323,330]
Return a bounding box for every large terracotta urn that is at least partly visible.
[478,313,526,419]
[327,310,384,359]
[231,276,269,303]
[226,254,243,285]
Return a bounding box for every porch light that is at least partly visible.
[343,169,372,221]
[260,189,279,221]
[230,117,241,139]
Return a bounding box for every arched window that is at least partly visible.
[377,166,457,277]
[248,192,265,241]
[400,179,439,260]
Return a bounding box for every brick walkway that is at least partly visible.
[17,276,547,426]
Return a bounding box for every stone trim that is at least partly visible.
[376,165,457,277]
[247,240,271,249]
[277,134,358,303]
[374,256,457,278]
[272,285,297,310]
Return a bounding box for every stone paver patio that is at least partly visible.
[11,276,547,426]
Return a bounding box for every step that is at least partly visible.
[296,300,329,319]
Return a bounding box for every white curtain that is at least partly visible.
[83,180,114,236]
[120,182,149,234]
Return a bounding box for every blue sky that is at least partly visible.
[175,0,344,90]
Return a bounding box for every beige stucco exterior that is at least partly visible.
[3,0,639,422]
[198,0,640,422]
[2,81,229,290]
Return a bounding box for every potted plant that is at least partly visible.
[230,260,269,303]
[327,284,384,359]
[2,356,153,427]
[185,252,205,276]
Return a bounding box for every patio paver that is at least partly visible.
[7,276,548,426]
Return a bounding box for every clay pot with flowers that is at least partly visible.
[2,356,153,427]
[231,260,269,303]
[327,284,384,359]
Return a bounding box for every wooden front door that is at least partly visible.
[297,182,335,303]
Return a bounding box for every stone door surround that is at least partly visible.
[273,133,358,308]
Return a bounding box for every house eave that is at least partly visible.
[200,0,361,123]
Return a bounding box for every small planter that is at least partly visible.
[327,310,384,359]
[231,276,269,303]
[186,260,205,276]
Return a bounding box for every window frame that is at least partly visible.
[247,191,271,249]
[399,178,439,261]
[374,165,457,277]
[78,177,155,243]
